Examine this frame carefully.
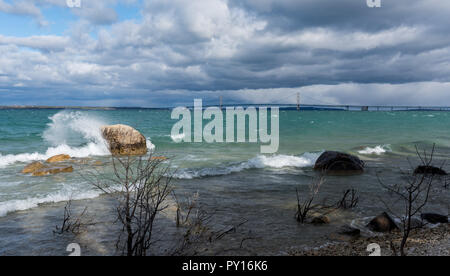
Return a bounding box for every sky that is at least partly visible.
[0,0,449,107]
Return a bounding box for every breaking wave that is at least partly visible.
[0,111,110,168]
[0,187,102,217]
[170,133,185,142]
[358,145,391,155]
[173,152,321,179]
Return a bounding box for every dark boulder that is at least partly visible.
[414,166,447,176]
[421,213,448,224]
[314,151,364,174]
[367,212,399,232]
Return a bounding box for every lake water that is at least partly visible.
[0,109,449,255]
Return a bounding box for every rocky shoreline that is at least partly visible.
[290,223,449,256]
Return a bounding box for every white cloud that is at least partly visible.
[0,35,70,51]
[0,0,48,26]
[267,26,426,51]
[0,0,450,106]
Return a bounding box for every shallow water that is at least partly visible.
[0,109,449,255]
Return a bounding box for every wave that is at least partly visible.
[173,152,321,179]
[0,143,109,168]
[0,111,111,168]
[147,139,156,151]
[0,187,102,217]
[170,133,185,142]
[358,145,391,155]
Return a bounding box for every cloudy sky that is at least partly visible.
[0,0,449,107]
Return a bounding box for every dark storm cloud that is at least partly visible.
[231,0,450,32]
[0,0,449,106]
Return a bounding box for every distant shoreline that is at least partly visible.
[0,106,170,110]
[0,105,334,111]
[0,105,447,111]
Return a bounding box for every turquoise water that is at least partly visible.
[0,109,449,255]
[2,109,450,161]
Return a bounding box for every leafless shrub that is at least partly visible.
[443,177,449,189]
[85,154,173,256]
[173,191,202,227]
[170,191,213,255]
[378,144,437,256]
[80,153,248,256]
[295,175,325,223]
[54,198,92,235]
[336,189,359,209]
[170,191,250,256]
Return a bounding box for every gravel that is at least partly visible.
[289,223,449,256]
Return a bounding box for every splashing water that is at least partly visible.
[0,111,110,168]
[358,145,392,155]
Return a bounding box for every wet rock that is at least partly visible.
[73,158,91,165]
[410,217,425,229]
[151,156,168,161]
[338,225,361,237]
[367,212,399,232]
[328,233,353,242]
[101,124,147,156]
[22,162,46,174]
[32,166,74,176]
[421,213,448,224]
[46,154,71,163]
[311,216,330,225]
[314,151,364,174]
[414,166,447,176]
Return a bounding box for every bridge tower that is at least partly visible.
[297,92,300,111]
[219,95,223,110]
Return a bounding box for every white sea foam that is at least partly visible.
[248,152,319,169]
[358,145,391,155]
[173,152,321,179]
[0,111,111,168]
[147,139,156,151]
[171,133,185,142]
[0,188,102,217]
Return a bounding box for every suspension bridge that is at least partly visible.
[201,92,450,111]
[2,92,448,111]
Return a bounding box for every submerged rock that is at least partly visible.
[101,124,147,156]
[22,154,76,176]
[21,162,46,174]
[311,216,330,225]
[367,212,399,232]
[414,166,447,176]
[151,156,168,161]
[421,213,448,224]
[32,166,74,177]
[410,217,425,229]
[46,154,71,163]
[314,151,364,174]
[338,225,361,237]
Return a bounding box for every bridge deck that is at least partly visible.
[201,103,450,111]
